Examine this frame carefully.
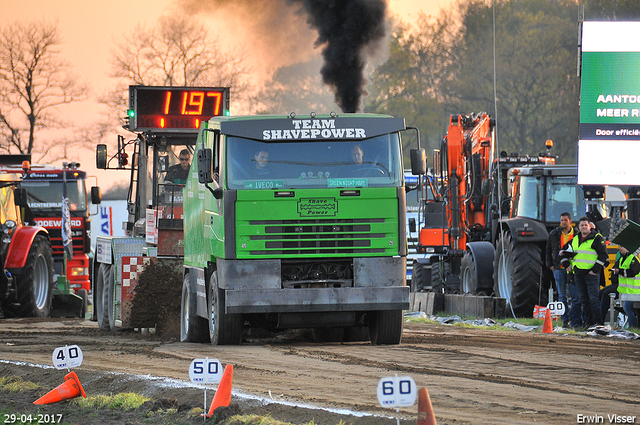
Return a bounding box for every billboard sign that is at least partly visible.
[579,21,640,185]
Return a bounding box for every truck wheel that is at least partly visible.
[368,310,403,345]
[208,271,243,345]
[493,232,544,317]
[77,289,88,319]
[95,263,111,330]
[180,273,209,343]
[411,261,430,292]
[8,235,54,317]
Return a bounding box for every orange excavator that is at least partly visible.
[412,112,585,316]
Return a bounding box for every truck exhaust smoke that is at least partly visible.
[291,0,388,113]
[177,0,388,113]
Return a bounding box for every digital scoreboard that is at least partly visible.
[127,86,230,132]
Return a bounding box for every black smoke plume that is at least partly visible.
[291,0,387,113]
[177,0,387,113]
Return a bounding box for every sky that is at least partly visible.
[1,0,453,190]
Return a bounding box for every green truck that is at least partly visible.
[183,113,416,345]
[94,86,418,345]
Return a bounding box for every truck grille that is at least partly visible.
[247,218,387,255]
[46,228,86,256]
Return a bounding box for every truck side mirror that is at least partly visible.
[96,144,107,169]
[91,186,102,205]
[408,217,416,233]
[410,149,426,175]
[197,148,213,184]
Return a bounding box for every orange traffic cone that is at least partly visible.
[34,371,86,405]
[203,364,233,418]
[542,308,553,334]
[417,387,437,425]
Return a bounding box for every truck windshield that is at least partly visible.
[225,134,403,189]
[21,180,87,213]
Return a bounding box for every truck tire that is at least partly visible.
[208,271,243,345]
[180,273,209,343]
[493,232,544,317]
[5,235,54,318]
[368,310,403,345]
[411,261,430,292]
[95,263,111,330]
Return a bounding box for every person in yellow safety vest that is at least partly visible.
[546,212,582,329]
[614,245,640,328]
[560,217,608,328]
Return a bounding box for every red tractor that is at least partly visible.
[0,172,55,318]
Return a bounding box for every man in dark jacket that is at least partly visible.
[546,212,581,328]
[561,217,608,328]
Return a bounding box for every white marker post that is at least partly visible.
[189,357,223,420]
[52,345,83,371]
[377,375,417,425]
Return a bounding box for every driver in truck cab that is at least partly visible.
[251,149,271,177]
[350,144,364,165]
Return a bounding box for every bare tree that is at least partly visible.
[0,20,88,158]
[105,15,252,120]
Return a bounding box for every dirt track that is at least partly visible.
[1,318,639,424]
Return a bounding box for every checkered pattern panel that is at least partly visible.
[121,256,151,287]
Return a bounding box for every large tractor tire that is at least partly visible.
[430,261,451,293]
[94,263,111,330]
[5,235,54,317]
[208,271,243,345]
[493,232,545,317]
[180,273,209,343]
[411,260,430,292]
[368,309,403,345]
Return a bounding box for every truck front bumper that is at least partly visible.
[225,286,410,314]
